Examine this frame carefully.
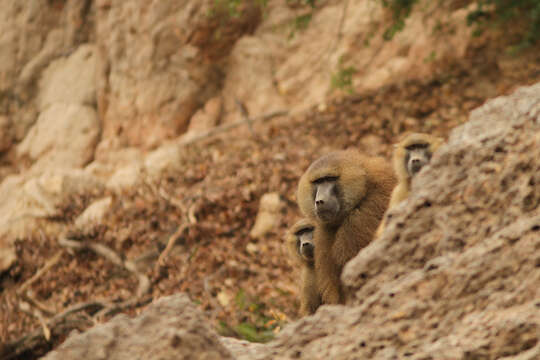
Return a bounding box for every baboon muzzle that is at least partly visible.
[315,182,340,221]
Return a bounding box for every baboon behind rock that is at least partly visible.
[376,133,443,238]
[286,218,320,315]
[389,132,443,207]
[297,150,396,304]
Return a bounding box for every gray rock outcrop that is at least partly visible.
[36,81,540,360]
[43,294,234,360]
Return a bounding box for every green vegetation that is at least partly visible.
[331,59,357,94]
[381,0,540,49]
[286,0,318,7]
[467,0,540,51]
[381,0,418,40]
[211,0,243,18]
[218,289,286,343]
[287,1,320,39]
[289,13,313,38]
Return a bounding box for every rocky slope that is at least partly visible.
[1,0,540,359]
[35,83,540,359]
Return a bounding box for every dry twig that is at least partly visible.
[59,237,151,297]
[0,295,151,360]
[177,109,288,146]
[18,250,64,295]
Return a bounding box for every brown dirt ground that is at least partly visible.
[1,32,540,359]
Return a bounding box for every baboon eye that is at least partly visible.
[313,176,338,184]
[405,143,429,151]
[295,227,314,236]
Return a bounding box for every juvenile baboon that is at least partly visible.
[376,133,443,238]
[286,218,320,315]
[297,150,396,304]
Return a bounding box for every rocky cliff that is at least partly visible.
[1,0,539,359]
[40,83,540,360]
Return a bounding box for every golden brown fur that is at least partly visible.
[286,218,320,315]
[376,133,443,238]
[297,150,396,304]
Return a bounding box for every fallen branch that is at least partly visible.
[18,301,51,341]
[154,195,199,269]
[0,296,151,360]
[19,292,55,318]
[59,237,150,298]
[177,109,288,146]
[155,223,190,269]
[92,295,152,321]
[18,250,64,295]
[0,316,92,360]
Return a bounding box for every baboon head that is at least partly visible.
[287,218,315,266]
[297,150,367,227]
[394,133,444,181]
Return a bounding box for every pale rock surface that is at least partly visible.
[0,0,93,143]
[144,143,183,178]
[0,169,103,245]
[249,192,283,239]
[42,294,234,360]
[74,197,113,228]
[85,147,143,186]
[222,0,474,119]
[94,0,258,149]
[106,163,144,190]
[38,44,97,110]
[17,103,100,172]
[0,237,16,273]
[184,96,223,136]
[221,36,287,123]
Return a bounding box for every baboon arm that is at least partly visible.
[299,269,321,315]
[388,183,408,209]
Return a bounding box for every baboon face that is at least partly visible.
[394,133,443,182]
[295,226,315,263]
[297,150,367,228]
[313,176,340,223]
[404,143,432,176]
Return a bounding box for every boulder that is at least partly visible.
[17,103,100,172]
[0,169,104,241]
[0,0,94,143]
[38,44,97,110]
[95,0,260,149]
[43,294,234,360]
[249,192,283,239]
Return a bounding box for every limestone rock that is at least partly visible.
[38,44,97,110]
[221,36,287,123]
[95,1,259,149]
[185,96,223,136]
[220,337,266,360]
[0,0,93,143]
[0,236,16,273]
[43,294,234,360]
[74,197,112,228]
[106,163,144,190]
[0,169,103,241]
[220,1,474,117]
[17,103,100,172]
[249,192,283,239]
[144,143,183,178]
